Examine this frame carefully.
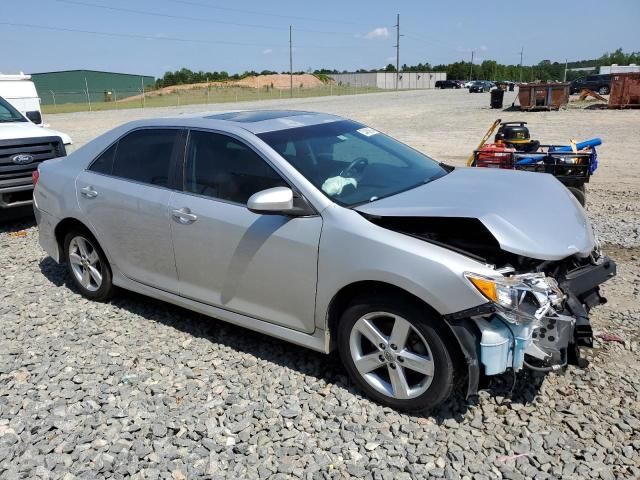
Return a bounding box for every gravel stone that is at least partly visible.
[1,92,640,478]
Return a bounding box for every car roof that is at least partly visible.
[121,109,346,135]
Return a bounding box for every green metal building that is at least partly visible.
[30,70,155,105]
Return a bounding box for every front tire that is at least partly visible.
[64,229,115,301]
[598,85,610,95]
[337,295,457,412]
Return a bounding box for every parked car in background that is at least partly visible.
[0,73,44,125]
[0,95,71,218]
[34,110,614,411]
[469,81,494,93]
[570,74,612,95]
[435,80,461,89]
[494,80,515,90]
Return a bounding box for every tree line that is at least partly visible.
[156,68,308,88]
[156,49,639,88]
[374,49,639,82]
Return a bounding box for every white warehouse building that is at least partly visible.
[329,71,446,90]
[599,64,640,74]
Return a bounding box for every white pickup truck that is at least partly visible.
[0,94,72,217]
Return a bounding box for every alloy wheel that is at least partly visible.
[68,235,103,292]
[349,311,435,400]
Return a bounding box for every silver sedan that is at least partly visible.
[34,110,614,411]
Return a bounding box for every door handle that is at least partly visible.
[80,185,98,198]
[171,207,198,224]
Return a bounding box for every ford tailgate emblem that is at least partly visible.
[11,154,35,165]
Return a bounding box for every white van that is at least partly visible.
[0,73,43,125]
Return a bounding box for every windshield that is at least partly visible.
[0,96,27,123]
[258,120,448,206]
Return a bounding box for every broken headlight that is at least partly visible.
[465,272,565,323]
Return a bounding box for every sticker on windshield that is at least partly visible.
[337,135,348,141]
[356,127,379,137]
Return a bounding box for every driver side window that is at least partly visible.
[184,130,286,204]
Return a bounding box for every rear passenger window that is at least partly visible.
[89,143,117,175]
[184,131,286,204]
[109,129,178,187]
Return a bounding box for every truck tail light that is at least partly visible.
[32,170,39,186]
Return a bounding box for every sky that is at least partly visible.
[2,0,639,78]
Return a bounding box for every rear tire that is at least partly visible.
[598,85,610,95]
[567,186,586,207]
[63,228,115,301]
[337,294,457,412]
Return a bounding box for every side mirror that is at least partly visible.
[26,111,42,125]
[247,187,294,215]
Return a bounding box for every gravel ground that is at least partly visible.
[1,90,639,479]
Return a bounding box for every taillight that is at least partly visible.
[32,170,39,186]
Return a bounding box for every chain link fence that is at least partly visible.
[40,83,386,114]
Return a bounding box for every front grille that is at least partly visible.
[0,136,66,181]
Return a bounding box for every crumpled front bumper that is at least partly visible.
[444,256,616,397]
[527,255,616,368]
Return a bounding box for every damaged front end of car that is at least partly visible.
[364,214,616,396]
[462,250,615,375]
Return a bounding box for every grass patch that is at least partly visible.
[42,85,384,114]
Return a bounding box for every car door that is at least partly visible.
[169,129,322,334]
[76,128,183,292]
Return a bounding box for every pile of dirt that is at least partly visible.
[120,74,325,102]
[235,74,324,89]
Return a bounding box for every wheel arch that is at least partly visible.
[54,217,93,255]
[326,280,476,396]
[328,282,426,337]
[326,281,459,348]
[53,218,114,270]
[54,216,116,301]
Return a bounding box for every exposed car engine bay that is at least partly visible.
[363,213,617,385]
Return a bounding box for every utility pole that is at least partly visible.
[469,51,474,81]
[289,25,293,98]
[141,77,146,108]
[519,47,524,83]
[84,77,91,111]
[394,14,400,89]
[563,58,568,82]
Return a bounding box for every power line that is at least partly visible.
[0,21,288,47]
[55,0,356,35]
[0,21,385,50]
[398,46,452,64]
[402,32,461,52]
[167,0,368,26]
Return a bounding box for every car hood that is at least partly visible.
[355,167,595,261]
[0,122,72,144]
